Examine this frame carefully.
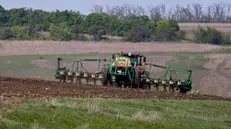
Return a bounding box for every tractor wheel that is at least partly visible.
[179,88,188,93]
[116,81,122,87]
[124,82,129,88]
[179,85,191,93]
[101,67,110,86]
[133,71,141,88]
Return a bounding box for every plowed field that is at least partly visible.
[1,76,231,107]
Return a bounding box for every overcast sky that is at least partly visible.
[0,0,230,14]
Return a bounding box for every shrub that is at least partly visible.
[124,26,150,42]
[153,20,180,41]
[0,26,41,40]
[0,27,13,39]
[176,30,186,40]
[193,27,231,45]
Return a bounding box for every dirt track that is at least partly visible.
[1,76,231,107]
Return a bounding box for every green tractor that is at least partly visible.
[100,52,150,89]
[54,52,193,93]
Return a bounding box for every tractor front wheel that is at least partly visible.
[101,67,112,86]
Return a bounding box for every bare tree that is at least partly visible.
[211,3,226,22]
[89,2,231,23]
[105,5,114,15]
[134,5,146,16]
[148,4,166,20]
[120,4,146,16]
[191,3,203,22]
[167,8,173,20]
[90,5,104,13]
[172,4,194,22]
[227,4,231,17]
[205,5,212,22]
[105,4,146,18]
[111,5,125,18]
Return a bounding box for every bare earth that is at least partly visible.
[0,40,221,56]
[201,54,231,97]
[1,76,231,107]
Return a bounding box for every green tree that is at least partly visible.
[0,5,7,26]
[49,24,72,41]
[154,20,169,40]
[8,8,28,26]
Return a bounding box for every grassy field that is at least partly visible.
[1,98,231,129]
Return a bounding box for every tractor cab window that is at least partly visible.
[112,56,132,67]
[130,57,137,66]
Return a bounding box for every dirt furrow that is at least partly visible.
[1,76,231,107]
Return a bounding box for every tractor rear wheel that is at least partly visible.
[132,71,141,88]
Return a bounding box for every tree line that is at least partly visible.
[0,3,230,45]
[92,2,231,23]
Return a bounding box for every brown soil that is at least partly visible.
[200,54,231,97]
[1,76,231,108]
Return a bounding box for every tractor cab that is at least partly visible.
[110,52,146,76]
[111,52,146,67]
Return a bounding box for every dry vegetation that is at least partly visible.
[0,40,221,56]
[179,23,231,39]
[179,23,231,28]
